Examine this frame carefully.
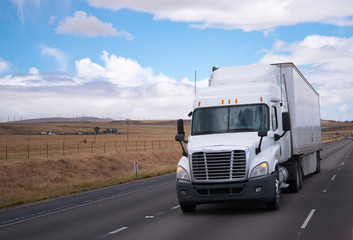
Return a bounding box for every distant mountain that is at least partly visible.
[18,117,113,122]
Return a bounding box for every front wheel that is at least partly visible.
[266,170,280,210]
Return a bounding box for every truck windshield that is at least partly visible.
[192,104,269,135]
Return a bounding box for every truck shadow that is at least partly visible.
[184,194,291,216]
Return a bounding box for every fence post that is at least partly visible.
[126,142,128,152]
[46,143,49,158]
[115,141,117,152]
[104,141,106,153]
[27,144,30,160]
[78,142,80,154]
[6,145,8,161]
[63,142,65,156]
[136,141,138,151]
[134,162,138,179]
[91,142,93,153]
[144,141,146,151]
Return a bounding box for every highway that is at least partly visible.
[1,139,353,240]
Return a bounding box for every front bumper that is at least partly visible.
[176,173,276,205]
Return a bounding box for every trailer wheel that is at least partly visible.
[266,170,280,210]
[180,204,196,213]
[314,151,321,174]
[289,159,303,193]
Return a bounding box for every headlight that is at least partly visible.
[250,162,269,178]
[177,165,190,181]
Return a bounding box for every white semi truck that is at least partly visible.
[175,62,322,212]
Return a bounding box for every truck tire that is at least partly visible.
[289,159,303,193]
[314,151,321,174]
[266,170,280,210]
[180,204,196,213]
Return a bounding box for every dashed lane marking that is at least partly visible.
[108,227,128,235]
[301,209,316,229]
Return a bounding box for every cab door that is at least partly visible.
[272,102,291,162]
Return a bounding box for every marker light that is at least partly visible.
[228,99,231,104]
[222,99,224,104]
[198,101,201,106]
[235,99,238,103]
[260,97,263,102]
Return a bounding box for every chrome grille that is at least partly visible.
[191,150,246,181]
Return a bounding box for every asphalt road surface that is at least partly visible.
[1,139,353,240]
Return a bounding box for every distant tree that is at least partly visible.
[105,128,111,134]
[93,126,100,134]
[112,128,118,134]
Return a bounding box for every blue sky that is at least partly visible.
[1,0,353,121]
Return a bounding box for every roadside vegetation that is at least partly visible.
[0,149,180,209]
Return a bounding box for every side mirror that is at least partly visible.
[256,130,268,155]
[175,134,185,142]
[258,130,268,137]
[274,112,291,141]
[176,119,187,157]
[282,112,291,132]
[177,119,185,135]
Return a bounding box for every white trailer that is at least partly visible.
[273,63,322,175]
[175,62,322,212]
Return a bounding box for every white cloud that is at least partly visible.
[48,16,57,24]
[75,50,178,86]
[29,67,40,75]
[259,34,353,120]
[88,0,353,32]
[75,57,106,80]
[56,11,133,39]
[0,51,197,120]
[11,0,43,25]
[40,45,69,72]
[0,58,11,74]
[340,104,349,113]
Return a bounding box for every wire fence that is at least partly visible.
[0,139,185,161]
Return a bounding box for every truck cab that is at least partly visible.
[175,63,321,212]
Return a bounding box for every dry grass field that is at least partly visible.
[0,120,191,209]
[0,120,191,161]
[0,150,181,208]
[321,120,353,142]
[0,119,352,209]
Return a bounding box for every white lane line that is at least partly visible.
[171,205,180,210]
[301,209,316,229]
[342,162,345,166]
[331,175,336,181]
[145,216,155,219]
[108,227,128,235]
